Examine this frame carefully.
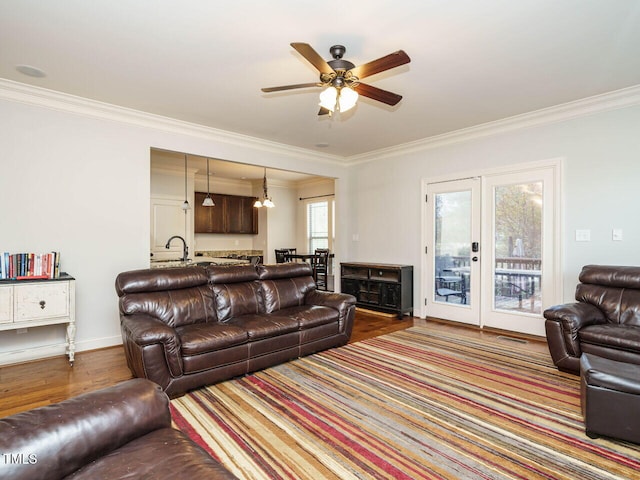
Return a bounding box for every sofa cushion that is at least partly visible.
[119,286,217,328]
[279,305,338,329]
[176,323,249,355]
[116,267,208,295]
[575,283,640,326]
[579,265,640,289]
[579,324,640,353]
[66,428,236,479]
[227,314,299,340]
[261,277,316,313]
[207,264,259,284]
[212,281,264,322]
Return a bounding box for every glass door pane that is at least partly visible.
[493,182,542,314]
[481,165,558,337]
[434,190,471,306]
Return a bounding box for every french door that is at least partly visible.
[425,178,481,325]
[424,164,560,336]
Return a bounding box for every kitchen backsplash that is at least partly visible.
[195,250,263,258]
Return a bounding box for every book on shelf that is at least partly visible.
[0,251,61,280]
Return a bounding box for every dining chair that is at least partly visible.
[274,249,289,263]
[275,248,297,263]
[312,248,330,290]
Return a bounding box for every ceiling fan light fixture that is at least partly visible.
[338,86,358,112]
[318,86,337,112]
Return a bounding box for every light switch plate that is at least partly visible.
[612,228,623,241]
[575,229,591,242]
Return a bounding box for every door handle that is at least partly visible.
[472,256,479,262]
[471,242,479,252]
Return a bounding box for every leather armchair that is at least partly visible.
[0,379,236,480]
[544,265,640,374]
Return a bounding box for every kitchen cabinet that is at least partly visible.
[0,274,76,365]
[341,262,413,319]
[195,192,258,234]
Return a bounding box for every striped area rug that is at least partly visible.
[170,327,640,479]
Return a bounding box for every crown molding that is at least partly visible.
[3,79,639,167]
[347,84,640,165]
[0,78,345,166]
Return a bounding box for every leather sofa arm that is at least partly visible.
[121,314,183,377]
[305,290,356,317]
[544,302,606,364]
[0,379,170,480]
[544,302,606,333]
[305,290,356,336]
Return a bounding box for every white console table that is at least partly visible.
[0,274,76,366]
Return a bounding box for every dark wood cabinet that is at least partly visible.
[341,262,413,319]
[194,192,258,234]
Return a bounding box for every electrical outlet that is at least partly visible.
[612,228,623,241]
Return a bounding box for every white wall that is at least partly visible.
[0,90,346,364]
[345,103,640,315]
[264,182,298,264]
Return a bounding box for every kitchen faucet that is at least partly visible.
[165,235,189,262]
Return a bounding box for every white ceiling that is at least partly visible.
[2,1,640,159]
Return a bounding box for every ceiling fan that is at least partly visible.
[261,43,411,115]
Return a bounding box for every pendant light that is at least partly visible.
[181,154,191,211]
[202,158,215,207]
[253,167,275,208]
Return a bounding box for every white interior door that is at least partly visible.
[425,178,481,325]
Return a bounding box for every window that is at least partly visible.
[306,199,334,252]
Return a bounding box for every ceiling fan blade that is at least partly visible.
[261,82,322,93]
[291,43,335,75]
[353,83,403,106]
[349,50,410,80]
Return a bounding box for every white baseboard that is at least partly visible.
[0,335,122,366]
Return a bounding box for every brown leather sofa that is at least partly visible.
[116,262,356,397]
[544,265,640,374]
[0,379,236,480]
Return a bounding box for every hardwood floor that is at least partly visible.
[0,310,548,418]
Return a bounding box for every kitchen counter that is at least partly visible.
[150,256,249,269]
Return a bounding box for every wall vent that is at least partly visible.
[496,335,528,344]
